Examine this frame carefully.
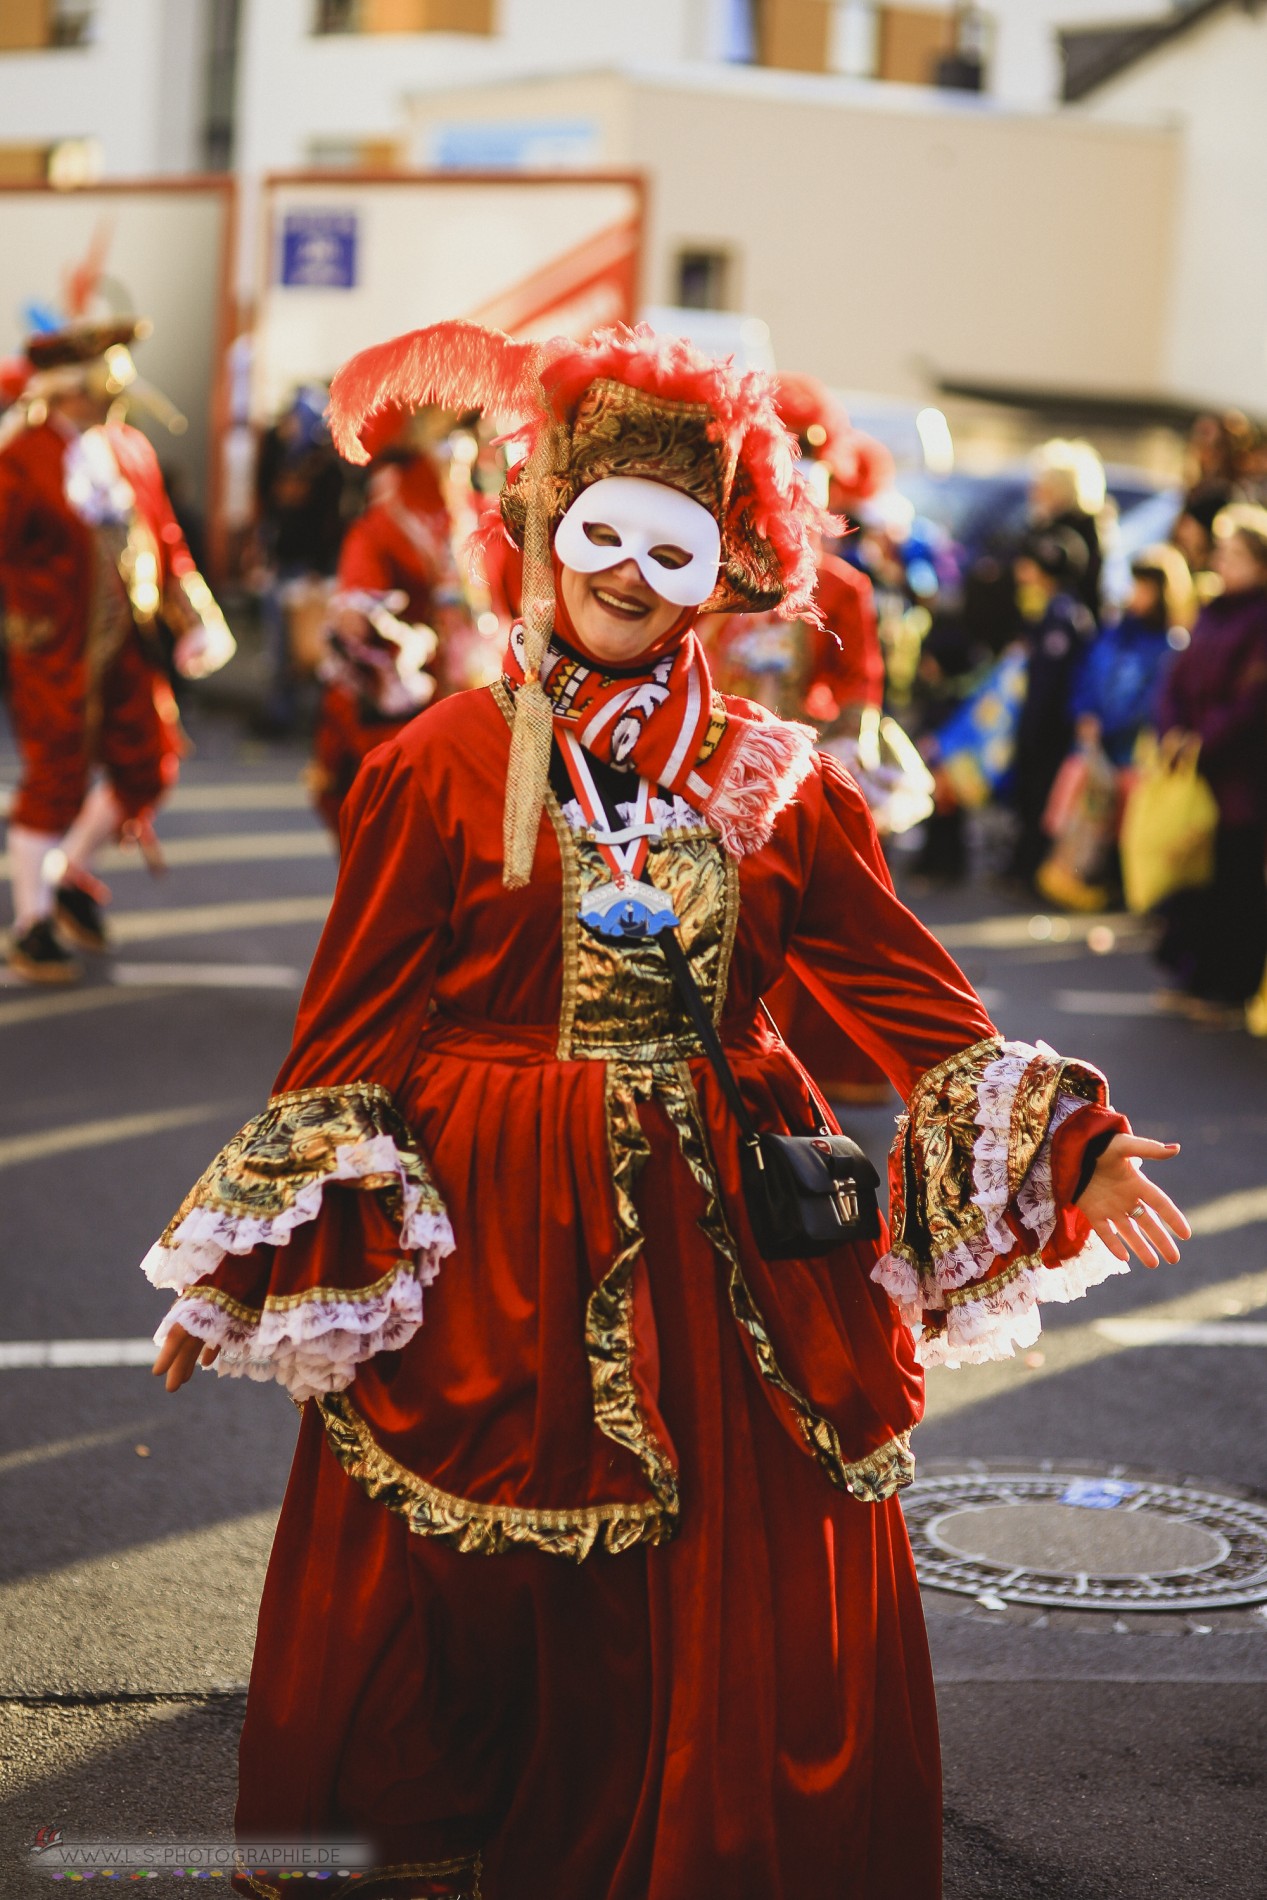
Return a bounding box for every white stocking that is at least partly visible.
[58,780,126,877]
[7,825,59,928]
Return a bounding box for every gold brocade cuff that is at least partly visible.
[872,1038,1126,1367]
[141,1083,453,1292]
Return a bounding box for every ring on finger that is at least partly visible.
[1130,1201,1149,1221]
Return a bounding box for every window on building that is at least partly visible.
[874,5,956,85]
[0,143,51,181]
[675,248,732,312]
[0,0,95,52]
[314,0,495,33]
[719,0,760,63]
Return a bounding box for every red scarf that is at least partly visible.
[501,610,817,860]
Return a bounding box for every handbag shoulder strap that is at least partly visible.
[658,929,760,1145]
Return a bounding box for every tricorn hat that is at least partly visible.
[329,319,831,885]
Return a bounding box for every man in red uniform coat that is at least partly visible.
[0,319,233,982]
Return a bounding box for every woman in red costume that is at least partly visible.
[146,322,1188,1900]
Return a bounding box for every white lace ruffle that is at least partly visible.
[876,1229,1129,1369]
[140,1133,455,1291]
[872,1041,1115,1366]
[155,1258,425,1404]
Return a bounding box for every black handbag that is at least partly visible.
[658,931,881,1260]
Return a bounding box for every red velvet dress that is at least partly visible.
[144,683,1125,1900]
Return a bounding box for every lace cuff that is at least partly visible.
[141,1083,455,1399]
[872,1037,1127,1367]
[154,1258,424,1405]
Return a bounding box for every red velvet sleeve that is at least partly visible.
[786,754,996,1097]
[142,739,457,1400]
[336,513,396,595]
[790,755,1135,1366]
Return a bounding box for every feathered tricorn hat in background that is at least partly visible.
[11,223,185,435]
[329,318,832,885]
[773,372,894,508]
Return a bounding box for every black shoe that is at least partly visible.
[54,880,109,953]
[8,918,83,986]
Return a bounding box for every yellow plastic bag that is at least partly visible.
[1247,958,1267,1038]
[1119,731,1218,915]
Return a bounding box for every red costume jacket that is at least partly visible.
[0,418,192,830]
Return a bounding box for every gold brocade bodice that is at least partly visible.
[555,808,738,1062]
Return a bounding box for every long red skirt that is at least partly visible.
[233,1130,941,1900]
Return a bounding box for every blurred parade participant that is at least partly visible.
[1154,504,1267,1018]
[703,373,886,734]
[252,385,345,733]
[1007,527,1097,884]
[309,591,436,838]
[0,305,233,983]
[147,316,1187,1900]
[336,405,481,695]
[704,373,904,1102]
[1029,437,1106,616]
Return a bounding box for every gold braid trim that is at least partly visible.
[317,1392,670,1562]
[591,1066,683,1526]
[492,678,582,1058]
[657,1059,915,1504]
[180,1258,417,1324]
[156,1081,444,1248]
[884,1035,1107,1303]
[502,402,568,889]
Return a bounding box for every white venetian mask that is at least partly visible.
[553,475,721,608]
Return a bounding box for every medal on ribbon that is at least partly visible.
[561,733,681,942]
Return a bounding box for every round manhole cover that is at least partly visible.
[904,1470,1267,1611]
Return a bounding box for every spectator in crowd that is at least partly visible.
[1008,527,1097,883]
[1182,410,1251,527]
[1028,438,1106,617]
[1073,543,1195,767]
[251,386,346,732]
[1154,504,1267,1020]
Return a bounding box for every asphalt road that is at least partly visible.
[1,703,1264,1898]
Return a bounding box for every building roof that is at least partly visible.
[1060,1,1257,103]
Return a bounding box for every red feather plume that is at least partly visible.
[328,319,549,465]
[774,371,894,505]
[327,317,833,616]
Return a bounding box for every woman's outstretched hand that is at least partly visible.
[152,1322,220,1392]
[1076,1134,1191,1268]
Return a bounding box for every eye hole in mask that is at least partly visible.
[583,520,692,571]
[556,476,722,608]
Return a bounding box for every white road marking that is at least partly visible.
[0,1421,160,1470]
[925,1266,1267,1424]
[0,1340,156,1369]
[110,895,330,943]
[1094,1319,1267,1347]
[1187,1185,1267,1238]
[167,782,310,812]
[0,1101,234,1171]
[111,961,302,989]
[0,986,156,1027]
[0,828,330,880]
[1053,989,1159,1017]
[936,913,1144,951]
